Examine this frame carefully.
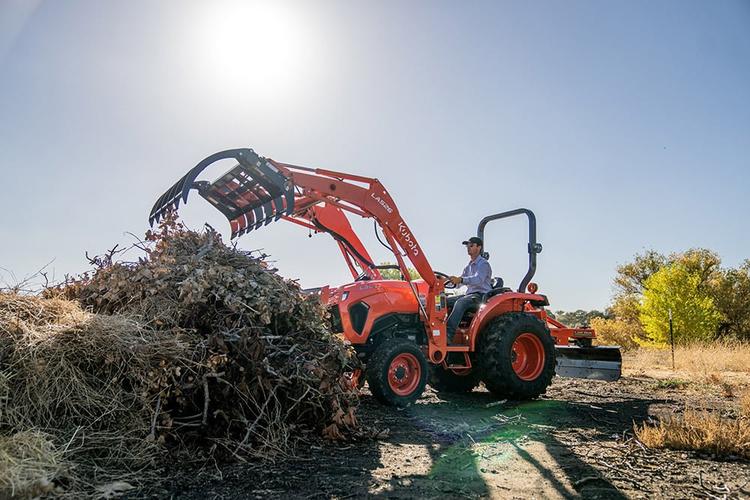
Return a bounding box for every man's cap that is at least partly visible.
[462,236,483,246]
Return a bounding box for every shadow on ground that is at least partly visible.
[366,389,661,499]
[148,380,669,499]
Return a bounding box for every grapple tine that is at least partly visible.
[149,171,190,225]
[284,187,295,215]
[251,205,265,231]
[257,200,273,228]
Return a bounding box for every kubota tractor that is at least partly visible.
[150,148,621,407]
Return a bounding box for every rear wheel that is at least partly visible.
[428,365,480,393]
[366,338,428,407]
[478,312,555,399]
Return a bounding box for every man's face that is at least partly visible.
[466,242,481,259]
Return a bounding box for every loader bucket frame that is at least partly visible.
[149,148,295,239]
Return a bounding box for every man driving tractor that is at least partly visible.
[446,236,493,343]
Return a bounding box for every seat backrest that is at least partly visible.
[482,286,512,303]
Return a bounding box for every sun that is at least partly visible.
[187,1,312,98]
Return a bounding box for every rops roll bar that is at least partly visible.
[476,208,543,293]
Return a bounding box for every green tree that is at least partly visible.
[553,309,608,327]
[639,263,722,345]
[604,294,650,347]
[670,248,722,293]
[609,294,642,324]
[608,248,724,346]
[712,260,750,339]
[614,248,721,298]
[614,250,667,296]
[378,262,420,280]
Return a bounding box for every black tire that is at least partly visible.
[478,312,556,400]
[365,338,428,407]
[428,365,480,393]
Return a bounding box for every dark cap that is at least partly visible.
[462,236,483,246]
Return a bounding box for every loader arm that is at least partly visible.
[149,148,451,363]
[283,203,383,281]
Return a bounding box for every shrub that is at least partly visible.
[589,317,640,350]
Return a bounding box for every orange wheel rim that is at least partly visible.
[388,353,421,396]
[511,333,545,381]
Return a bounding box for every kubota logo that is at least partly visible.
[371,193,393,214]
[397,222,420,256]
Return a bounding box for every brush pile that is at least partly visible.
[0,215,359,497]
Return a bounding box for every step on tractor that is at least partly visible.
[150,148,622,407]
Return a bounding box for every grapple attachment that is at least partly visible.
[149,148,295,238]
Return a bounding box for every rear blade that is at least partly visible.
[554,345,622,382]
[149,148,295,238]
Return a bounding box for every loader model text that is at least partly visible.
[397,222,420,256]
[371,193,394,214]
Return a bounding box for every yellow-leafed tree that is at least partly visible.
[639,263,722,345]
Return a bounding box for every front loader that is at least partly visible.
[149,147,622,407]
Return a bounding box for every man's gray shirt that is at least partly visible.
[461,255,493,294]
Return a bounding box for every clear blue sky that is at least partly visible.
[1,0,748,311]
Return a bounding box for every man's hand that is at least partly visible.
[448,276,462,286]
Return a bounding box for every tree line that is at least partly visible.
[556,249,750,348]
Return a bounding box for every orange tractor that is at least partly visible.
[150,148,621,406]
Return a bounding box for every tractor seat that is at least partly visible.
[446,277,511,315]
[480,277,512,303]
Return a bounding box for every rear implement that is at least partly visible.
[555,346,622,382]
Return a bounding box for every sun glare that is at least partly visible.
[189,1,312,98]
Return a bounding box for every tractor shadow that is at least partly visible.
[359,385,670,499]
[150,383,670,499]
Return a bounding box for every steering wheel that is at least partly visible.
[434,271,457,289]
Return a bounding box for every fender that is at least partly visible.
[467,292,549,351]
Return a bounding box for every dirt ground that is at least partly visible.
[140,372,750,499]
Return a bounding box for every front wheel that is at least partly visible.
[478,313,556,399]
[366,338,428,407]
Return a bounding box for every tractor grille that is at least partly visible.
[348,302,370,335]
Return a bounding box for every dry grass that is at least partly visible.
[623,340,750,375]
[741,390,750,417]
[635,409,750,459]
[0,294,176,495]
[630,341,750,458]
[0,431,66,499]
